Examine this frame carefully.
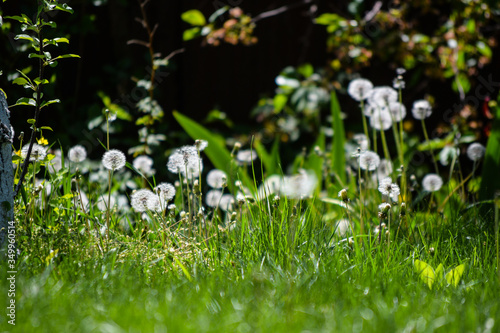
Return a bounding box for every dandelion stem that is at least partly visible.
[421,118,439,174]
[360,100,370,150]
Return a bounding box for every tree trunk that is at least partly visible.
[0,90,14,246]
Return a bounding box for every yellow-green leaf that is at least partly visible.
[181,10,206,26]
[415,259,435,290]
[446,264,465,287]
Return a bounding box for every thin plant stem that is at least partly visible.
[421,118,439,174]
[360,100,370,150]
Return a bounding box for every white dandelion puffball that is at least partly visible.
[49,151,63,172]
[387,102,406,122]
[378,177,400,198]
[167,145,198,174]
[68,145,87,163]
[466,143,485,162]
[181,155,203,179]
[206,189,223,208]
[368,86,398,107]
[236,149,257,164]
[219,194,235,211]
[370,108,393,131]
[146,194,163,212]
[21,143,47,162]
[359,151,380,171]
[131,189,154,212]
[282,170,318,199]
[439,146,459,166]
[257,175,285,200]
[422,174,443,192]
[155,183,176,202]
[96,195,115,211]
[206,169,227,189]
[353,133,369,151]
[347,78,373,101]
[133,155,155,176]
[412,100,432,120]
[376,159,393,179]
[102,149,126,171]
[335,219,351,237]
[363,103,376,117]
[195,140,208,151]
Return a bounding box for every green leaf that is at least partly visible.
[414,259,435,290]
[14,97,36,107]
[173,111,253,192]
[15,34,36,42]
[12,77,29,86]
[181,10,206,26]
[40,126,53,131]
[253,137,280,176]
[331,90,346,185]
[476,41,492,58]
[315,13,344,26]
[40,99,60,109]
[50,54,80,62]
[34,77,49,85]
[27,118,36,124]
[49,3,74,14]
[434,263,445,287]
[97,91,133,121]
[479,101,500,203]
[28,53,46,60]
[4,15,31,24]
[446,264,465,287]
[273,94,287,113]
[183,27,201,41]
[297,63,314,78]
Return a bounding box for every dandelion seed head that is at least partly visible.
[155,182,176,202]
[422,174,443,192]
[21,143,47,162]
[102,149,126,171]
[466,142,485,161]
[338,188,349,202]
[282,170,317,199]
[387,102,406,122]
[378,177,400,197]
[68,145,87,163]
[133,155,155,176]
[368,86,398,107]
[412,99,432,120]
[219,194,235,211]
[236,149,257,164]
[353,133,369,151]
[206,169,227,189]
[257,175,284,199]
[206,189,223,207]
[335,219,351,237]
[369,109,393,131]
[167,145,198,174]
[146,194,164,212]
[439,146,460,166]
[131,189,154,212]
[195,139,208,151]
[359,151,380,171]
[347,78,373,101]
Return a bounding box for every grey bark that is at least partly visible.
[0,90,14,247]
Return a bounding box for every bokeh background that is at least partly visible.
[1,0,500,178]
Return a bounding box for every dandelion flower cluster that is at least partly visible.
[422,174,443,192]
[102,149,126,171]
[466,143,485,161]
[68,145,87,163]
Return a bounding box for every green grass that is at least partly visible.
[1,207,499,333]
